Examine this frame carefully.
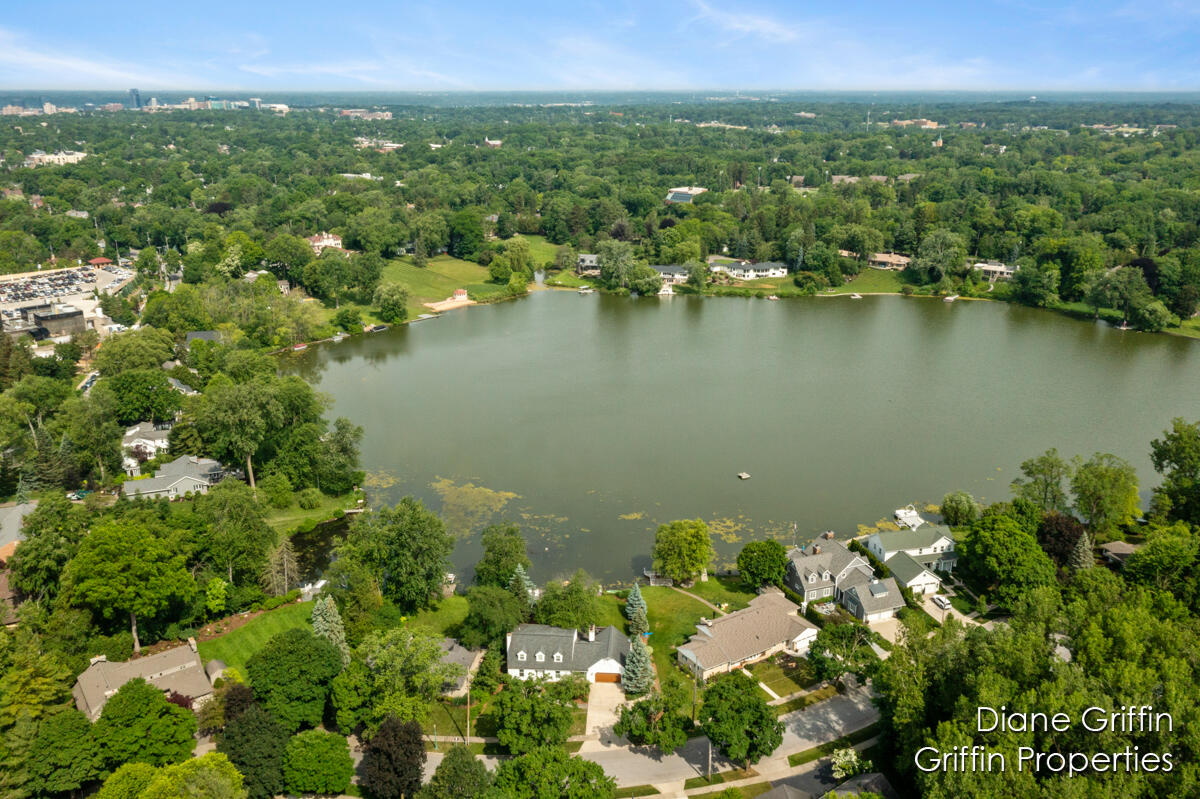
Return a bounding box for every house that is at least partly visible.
[122,421,173,476]
[576,253,600,276]
[73,638,214,721]
[506,624,629,683]
[883,551,942,596]
[484,137,502,148]
[784,536,873,606]
[665,186,707,204]
[651,265,690,285]
[760,785,812,799]
[840,575,905,623]
[307,232,343,254]
[676,589,818,681]
[122,454,224,500]
[185,330,220,347]
[866,525,957,573]
[724,261,787,280]
[973,261,1019,281]
[831,175,859,185]
[166,377,199,396]
[438,638,484,697]
[868,252,911,270]
[1099,541,1141,567]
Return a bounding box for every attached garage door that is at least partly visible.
[595,672,620,683]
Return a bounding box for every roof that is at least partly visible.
[185,330,220,345]
[787,540,867,589]
[886,551,936,586]
[843,576,905,615]
[870,525,954,554]
[167,377,198,395]
[1100,541,1141,563]
[88,257,112,265]
[439,638,480,692]
[123,421,171,446]
[678,589,816,671]
[73,640,212,720]
[651,265,689,276]
[507,624,629,673]
[761,786,812,799]
[123,455,222,497]
[0,501,37,552]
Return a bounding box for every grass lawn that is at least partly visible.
[598,594,630,632]
[615,786,661,798]
[748,657,816,698]
[823,269,904,295]
[521,234,561,267]
[693,784,774,799]
[787,721,883,767]
[772,684,838,717]
[196,601,313,670]
[683,768,757,790]
[897,605,941,635]
[266,490,360,534]
[380,255,497,317]
[643,586,712,681]
[685,576,757,612]
[407,595,469,637]
[948,595,975,615]
[543,270,592,288]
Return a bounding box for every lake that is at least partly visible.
[282,291,1200,583]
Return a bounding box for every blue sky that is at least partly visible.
[2,0,1198,91]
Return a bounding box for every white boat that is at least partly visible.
[578,287,595,294]
[850,293,862,299]
[766,295,779,301]
[944,294,959,303]
[737,472,751,480]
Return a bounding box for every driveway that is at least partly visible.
[578,682,630,752]
[922,593,976,626]
[869,617,902,644]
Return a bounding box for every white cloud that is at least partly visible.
[0,27,198,88]
[687,0,800,43]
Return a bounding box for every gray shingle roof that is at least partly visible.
[506,624,629,673]
[678,589,816,671]
[871,525,953,553]
[786,540,869,590]
[122,455,223,498]
[886,551,935,586]
[842,576,905,616]
[73,641,212,720]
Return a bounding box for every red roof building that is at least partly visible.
[88,257,113,266]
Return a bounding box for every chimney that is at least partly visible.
[89,654,107,665]
[187,636,198,653]
[813,544,822,555]
[823,530,835,540]
[587,625,596,642]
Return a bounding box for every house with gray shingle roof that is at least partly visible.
[506,624,629,684]
[884,551,942,596]
[865,525,957,573]
[677,588,818,681]
[784,536,874,606]
[73,638,214,721]
[438,637,483,697]
[839,571,905,622]
[122,454,225,500]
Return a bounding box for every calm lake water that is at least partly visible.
[282,291,1200,583]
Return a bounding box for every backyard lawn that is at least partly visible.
[196,601,313,670]
[685,576,756,611]
[266,490,360,533]
[521,234,561,266]
[407,595,469,637]
[380,255,497,316]
[823,269,904,295]
[597,593,630,632]
[642,586,712,680]
[749,656,818,697]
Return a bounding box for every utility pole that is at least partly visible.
[707,738,712,780]
[466,685,471,740]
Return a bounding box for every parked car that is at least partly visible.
[932,595,952,611]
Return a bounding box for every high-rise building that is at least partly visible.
[128,88,142,109]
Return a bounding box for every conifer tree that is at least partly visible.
[629,604,648,636]
[508,563,536,602]
[1069,531,1094,572]
[625,582,646,620]
[622,637,653,695]
[311,596,350,666]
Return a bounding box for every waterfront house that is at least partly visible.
[121,421,172,476]
[882,551,942,596]
[720,261,787,280]
[122,454,225,500]
[865,525,957,573]
[665,186,707,204]
[973,261,1019,281]
[784,534,905,622]
[868,252,911,270]
[1099,541,1141,568]
[651,265,690,285]
[73,639,214,720]
[577,253,600,276]
[839,574,905,622]
[676,589,818,681]
[506,624,629,683]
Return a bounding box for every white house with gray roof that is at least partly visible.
[122,454,225,500]
[884,551,942,596]
[677,589,818,681]
[122,421,173,476]
[785,536,905,622]
[866,525,957,573]
[506,624,629,683]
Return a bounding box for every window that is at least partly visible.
[553,652,563,663]
[808,574,816,584]
[517,651,526,662]
[823,571,830,581]
[535,652,544,662]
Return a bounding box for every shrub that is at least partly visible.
[282,730,354,795]
[260,473,293,509]
[297,487,323,509]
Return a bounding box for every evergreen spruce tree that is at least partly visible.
[1069,531,1093,572]
[629,604,648,636]
[311,596,350,665]
[625,582,646,620]
[508,563,536,602]
[622,637,653,694]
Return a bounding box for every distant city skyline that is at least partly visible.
[2,0,1198,92]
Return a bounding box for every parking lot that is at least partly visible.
[0,264,132,310]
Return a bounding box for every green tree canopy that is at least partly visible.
[95,678,198,770]
[245,629,343,735]
[700,671,784,768]
[652,519,714,584]
[282,730,354,796]
[736,540,789,587]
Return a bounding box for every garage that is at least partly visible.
[594,672,620,683]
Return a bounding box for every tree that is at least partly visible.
[807,623,874,686]
[260,538,299,597]
[686,260,708,290]
[196,479,274,584]
[622,638,653,695]
[737,540,788,587]
[245,629,343,734]
[940,491,981,527]
[1011,448,1071,512]
[448,211,484,260]
[1133,299,1174,332]
[94,327,176,376]
[263,234,313,282]
[7,495,88,601]
[27,708,103,798]
[103,370,181,426]
[1011,262,1059,306]
[831,747,873,781]
[460,585,528,649]
[613,684,688,753]
[960,514,1056,611]
[1036,512,1087,568]
[61,521,195,654]
[361,716,425,799]
[508,564,536,604]
[652,519,714,584]
[217,706,286,799]
[597,239,635,289]
[492,682,575,755]
[534,569,600,632]
[193,378,275,490]
[492,746,615,799]
[338,498,454,612]
[311,596,350,666]
[700,672,783,768]
[95,762,158,799]
[418,743,492,799]
[374,283,410,324]
[1123,522,1198,593]
[910,228,968,283]
[1071,453,1140,535]
[95,679,197,769]
[628,604,648,636]
[139,752,247,799]
[474,524,530,588]
[282,730,354,796]
[624,583,646,620]
[1068,531,1094,572]
[1150,418,1200,526]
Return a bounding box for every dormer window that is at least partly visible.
[517,651,526,661]
[808,574,816,584]
[823,571,831,581]
[535,652,544,662]
[553,652,563,663]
